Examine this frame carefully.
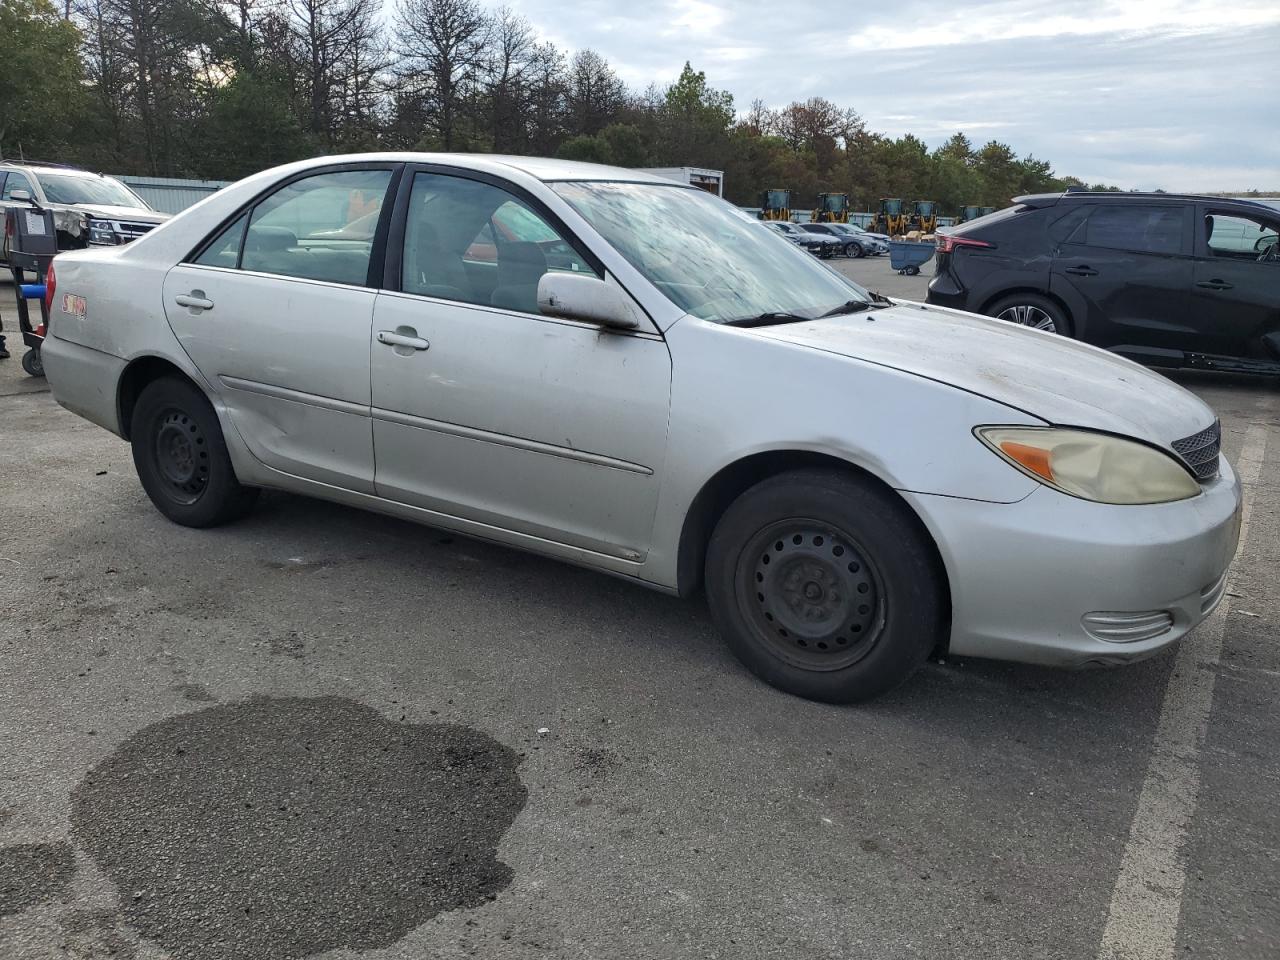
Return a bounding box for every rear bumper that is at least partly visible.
[924,270,967,310]
[41,333,125,436]
[902,460,1242,667]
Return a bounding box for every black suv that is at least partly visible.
[927,192,1280,375]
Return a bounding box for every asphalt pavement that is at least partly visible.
[1,264,1277,960]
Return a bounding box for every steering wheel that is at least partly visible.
[1254,234,1279,262]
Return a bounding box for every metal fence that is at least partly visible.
[112,175,231,215]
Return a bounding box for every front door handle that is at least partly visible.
[1195,279,1234,290]
[174,291,214,310]
[1063,265,1098,277]
[377,329,430,351]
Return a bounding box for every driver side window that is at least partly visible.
[2,172,34,201]
[1204,212,1279,261]
[401,172,597,313]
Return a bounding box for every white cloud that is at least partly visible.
[502,0,1280,188]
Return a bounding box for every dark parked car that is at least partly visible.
[765,220,840,258]
[927,192,1280,375]
[800,222,886,258]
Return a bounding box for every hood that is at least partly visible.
[70,204,170,223]
[748,301,1216,447]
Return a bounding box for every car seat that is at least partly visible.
[490,242,547,313]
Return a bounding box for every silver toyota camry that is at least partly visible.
[40,154,1242,702]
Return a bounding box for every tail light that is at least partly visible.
[44,261,57,314]
[936,234,994,255]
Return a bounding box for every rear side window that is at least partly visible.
[189,168,393,287]
[195,213,248,269]
[1083,205,1184,255]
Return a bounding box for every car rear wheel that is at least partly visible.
[988,293,1070,335]
[130,376,259,527]
[705,469,944,703]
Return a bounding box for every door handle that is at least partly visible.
[1195,279,1233,290]
[377,329,430,350]
[1063,266,1098,277]
[174,291,214,310]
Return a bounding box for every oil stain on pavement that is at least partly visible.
[68,696,527,960]
[0,841,74,917]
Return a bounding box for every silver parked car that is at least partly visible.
[41,154,1241,703]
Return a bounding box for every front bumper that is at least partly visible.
[901,459,1242,667]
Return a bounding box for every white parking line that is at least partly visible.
[1097,415,1270,960]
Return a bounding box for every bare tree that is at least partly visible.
[394,0,491,150]
[482,6,534,152]
[565,49,624,137]
[287,0,384,146]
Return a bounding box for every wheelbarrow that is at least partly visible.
[888,239,935,276]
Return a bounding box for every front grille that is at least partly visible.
[1172,420,1221,482]
[114,220,157,242]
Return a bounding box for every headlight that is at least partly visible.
[976,426,1201,504]
[87,219,119,245]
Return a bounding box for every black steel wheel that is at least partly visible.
[739,521,885,671]
[705,469,944,703]
[131,376,259,527]
[152,408,210,504]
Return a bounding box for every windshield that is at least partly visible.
[553,182,868,323]
[37,173,148,209]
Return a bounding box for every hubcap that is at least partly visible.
[997,304,1058,332]
[739,521,886,671]
[154,409,209,502]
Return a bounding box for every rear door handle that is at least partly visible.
[1063,265,1098,277]
[174,292,214,310]
[1195,279,1234,290]
[377,330,430,351]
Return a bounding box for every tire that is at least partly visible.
[21,347,44,378]
[987,292,1070,335]
[905,265,920,276]
[848,242,865,259]
[705,469,944,703]
[130,376,259,527]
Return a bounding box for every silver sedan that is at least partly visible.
[41,154,1241,702]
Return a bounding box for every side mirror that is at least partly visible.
[537,272,641,330]
[9,189,33,203]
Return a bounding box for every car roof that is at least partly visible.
[265,152,689,186]
[1015,190,1280,213]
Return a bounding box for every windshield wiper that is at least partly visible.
[721,312,814,328]
[818,300,874,318]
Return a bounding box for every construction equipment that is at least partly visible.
[870,198,909,237]
[956,205,983,224]
[911,201,939,235]
[811,193,849,223]
[758,189,791,222]
[980,206,996,217]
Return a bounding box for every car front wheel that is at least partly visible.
[988,293,1070,335]
[705,469,944,703]
[847,242,865,259]
[130,376,259,527]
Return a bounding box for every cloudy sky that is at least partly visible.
[503,0,1279,191]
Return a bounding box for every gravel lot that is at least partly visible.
[1,262,1278,960]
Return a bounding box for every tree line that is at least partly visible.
[0,0,1112,212]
